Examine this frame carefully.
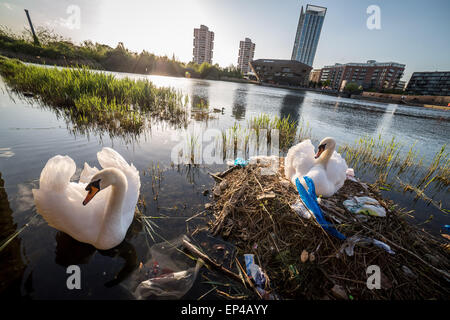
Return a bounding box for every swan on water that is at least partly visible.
[32,147,140,250]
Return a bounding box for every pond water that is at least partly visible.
[0,71,448,299]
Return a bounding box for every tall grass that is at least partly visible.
[216,113,309,159]
[0,56,188,137]
[339,135,449,206]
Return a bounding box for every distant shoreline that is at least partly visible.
[2,49,448,110]
[0,49,249,84]
[256,82,449,109]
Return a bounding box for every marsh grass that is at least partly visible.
[0,56,188,137]
[339,135,449,212]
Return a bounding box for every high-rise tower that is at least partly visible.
[193,25,215,64]
[291,4,326,67]
[237,38,256,74]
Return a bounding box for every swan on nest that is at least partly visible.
[284,137,350,197]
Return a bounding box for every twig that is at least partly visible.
[216,289,247,300]
[208,172,223,182]
[197,286,217,300]
[182,238,256,291]
[217,165,238,178]
[185,210,206,222]
[212,175,249,235]
[361,225,450,280]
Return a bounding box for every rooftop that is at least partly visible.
[324,60,406,69]
[305,4,327,15]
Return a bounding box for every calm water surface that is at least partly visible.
[0,71,448,299]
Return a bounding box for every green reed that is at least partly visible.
[339,135,449,195]
[0,56,188,136]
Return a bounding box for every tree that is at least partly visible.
[344,82,362,94]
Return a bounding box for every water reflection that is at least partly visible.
[232,88,247,120]
[279,93,304,123]
[374,104,398,137]
[0,172,25,297]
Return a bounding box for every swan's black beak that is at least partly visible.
[315,144,326,159]
[83,186,99,206]
[83,179,101,206]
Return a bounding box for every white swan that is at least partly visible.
[32,147,140,250]
[285,137,348,197]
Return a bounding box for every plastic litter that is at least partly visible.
[295,176,346,240]
[443,225,450,232]
[339,235,395,256]
[126,233,238,300]
[290,199,311,219]
[343,196,386,217]
[128,236,200,300]
[234,158,249,167]
[244,253,276,299]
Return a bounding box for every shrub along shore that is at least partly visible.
[0,56,188,136]
[0,27,244,81]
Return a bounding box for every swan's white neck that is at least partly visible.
[314,145,335,169]
[96,169,128,247]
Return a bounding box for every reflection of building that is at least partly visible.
[309,69,321,83]
[250,59,312,87]
[406,72,450,96]
[291,4,327,67]
[193,25,214,64]
[319,60,405,91]
[237,38,255,74]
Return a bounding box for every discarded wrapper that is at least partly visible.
[343,196,386,217]
[339,235,395,257]
[243,254,278,299]
[244,254,266,288]
[290,199,311,219]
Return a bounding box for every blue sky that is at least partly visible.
[1,0,449,81]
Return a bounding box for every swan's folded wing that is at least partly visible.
[326,151,348,189]
[97,147,130,171]
[285,139,315,180]
[79,162,100,183]
[37,155,76,191]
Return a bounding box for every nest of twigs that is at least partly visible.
[207,158,450,300]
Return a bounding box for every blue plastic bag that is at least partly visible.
[234,158,249,167]
[295,176,346,240]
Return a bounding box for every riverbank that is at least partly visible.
[0,56,188,136]
[0,29,245,83]
[352,92,450,109]
[255,82,449,109]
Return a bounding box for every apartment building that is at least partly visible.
[406,72,450,96]
[237,38,256,74]
[193,25,214,64]
[319,60,405,91]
